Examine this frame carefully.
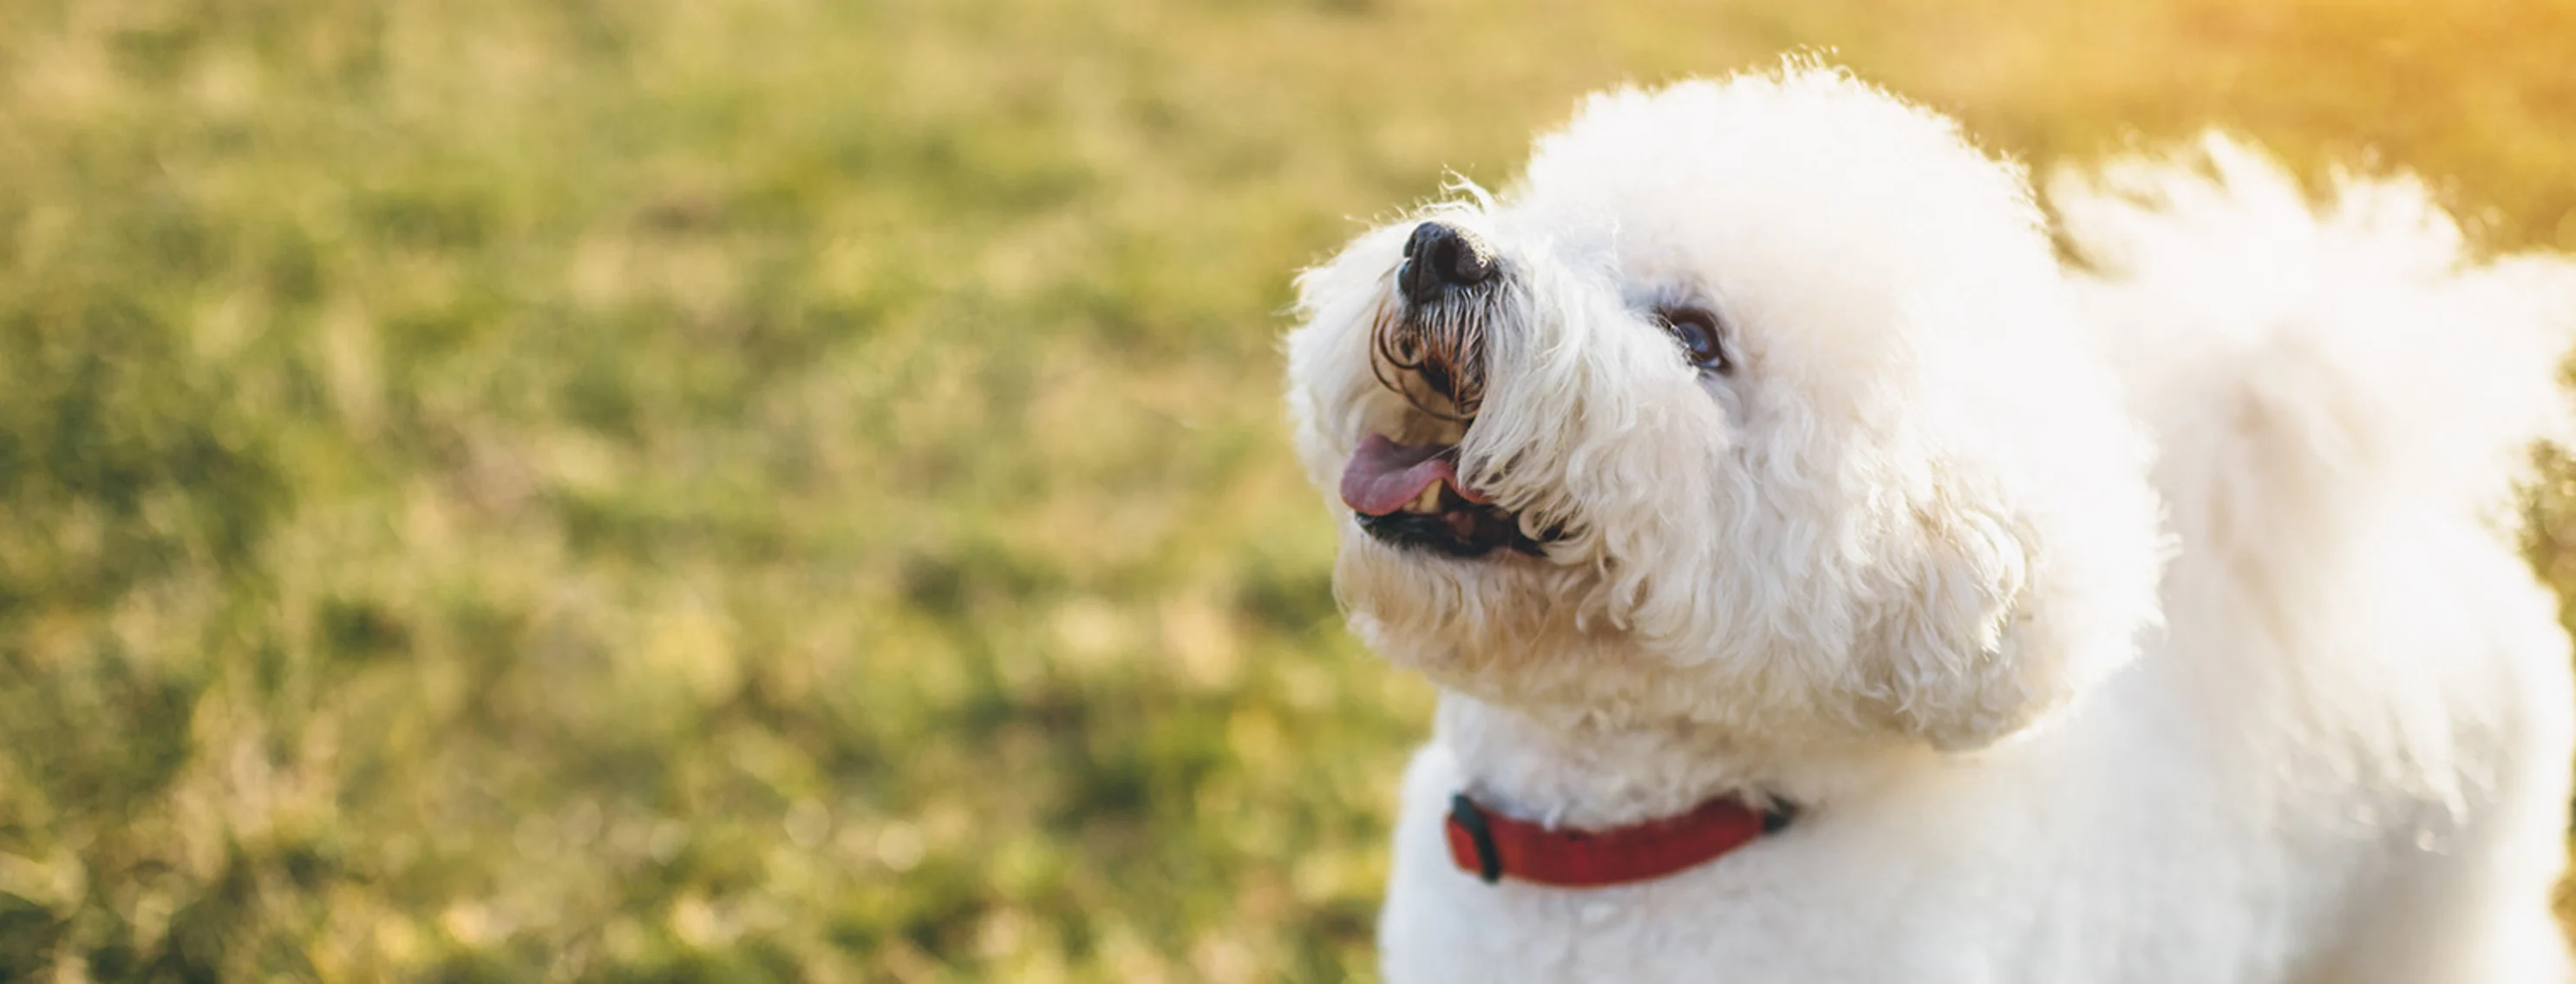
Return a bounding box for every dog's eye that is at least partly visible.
[1656,305,1730,373]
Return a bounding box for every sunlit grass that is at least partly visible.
[5,0,2576,980]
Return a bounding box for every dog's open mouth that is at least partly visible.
[1339,433,1554,558]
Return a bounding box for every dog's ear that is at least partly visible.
[1852,476,2139,751]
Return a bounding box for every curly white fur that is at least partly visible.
[1286,62,2576,982]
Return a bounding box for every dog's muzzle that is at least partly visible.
[1349,220,1558,558]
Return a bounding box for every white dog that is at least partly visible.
[1285,63,2576,982]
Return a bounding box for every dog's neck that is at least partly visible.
[1435,692,1905,830]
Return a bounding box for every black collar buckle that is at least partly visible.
[1448,793,1505,883]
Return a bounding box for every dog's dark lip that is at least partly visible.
[1354,489,1559,559]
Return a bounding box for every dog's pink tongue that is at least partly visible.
[1339,434,1489,515]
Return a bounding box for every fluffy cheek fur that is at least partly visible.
[1286,70,2165,753]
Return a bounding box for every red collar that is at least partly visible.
[1444,791,1793,888]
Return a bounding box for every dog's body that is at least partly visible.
[1286,65,2576,982]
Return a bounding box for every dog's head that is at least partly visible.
[1285,67,2164,752]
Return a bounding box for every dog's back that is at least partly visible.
[2057,136,2576,981]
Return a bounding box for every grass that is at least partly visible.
[6,0,2576,980]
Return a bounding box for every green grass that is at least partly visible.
[7,0,2576,979]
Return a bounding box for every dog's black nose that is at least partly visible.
[1399,220,1496,304]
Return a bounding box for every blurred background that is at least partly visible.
[7,0,2576,980]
